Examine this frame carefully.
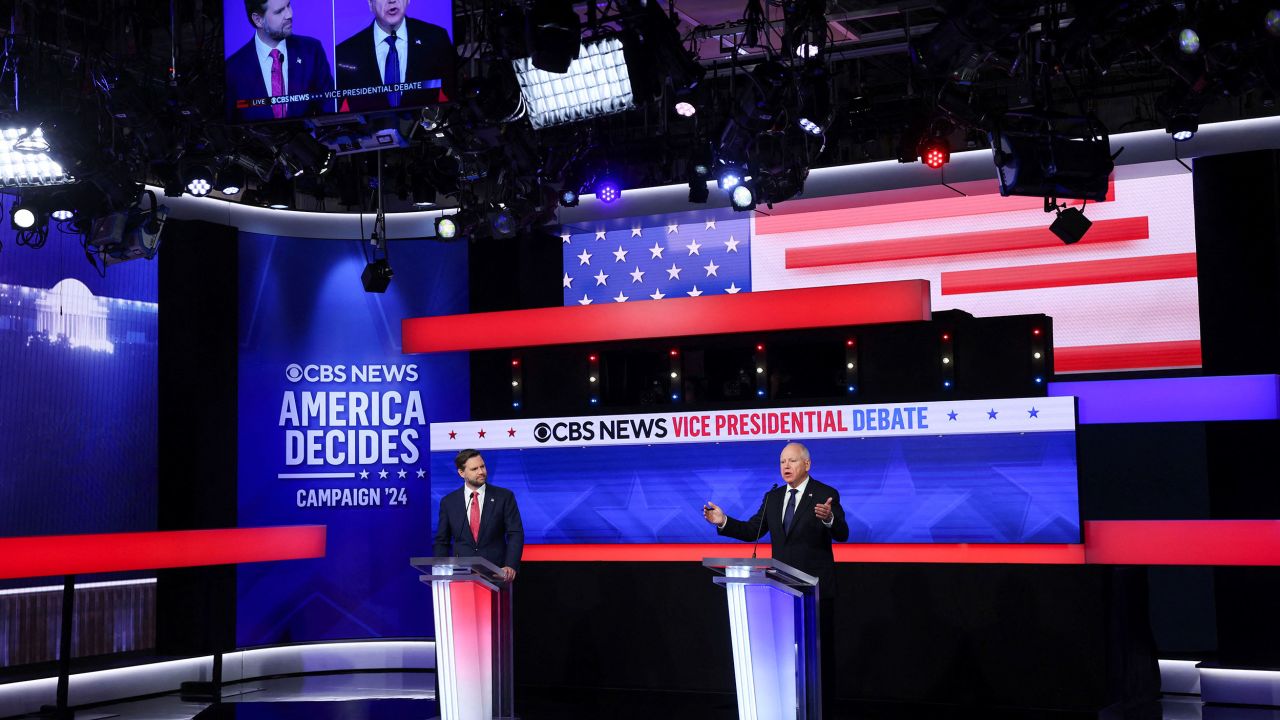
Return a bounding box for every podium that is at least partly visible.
[411,556,515,720]
[704,558,822,720]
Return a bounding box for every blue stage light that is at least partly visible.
[597,181,620,204]
[560,188,579,207]
[1178,28,1200,54]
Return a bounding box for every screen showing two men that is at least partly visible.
[429,397,1082,545]
[223,0,455,122]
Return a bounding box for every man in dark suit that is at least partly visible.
[225,0,335,121]
[703,442,848,714]
[433,449,524,581]
[335,0,455,113]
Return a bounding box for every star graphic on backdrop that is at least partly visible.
[448,430,457,439]
[987,409,999,420]
[594,270,609,286]
[650,289,666,300]
[666,223,679,234]
[686,239,702,255]
[562,273,573,288]
[507,427,517,437]
[687,286,703,297]
[593,476,683,542]
[631,227,643,237]
[649,243,664,259]
[359,469,370,479]
[630,267,645,283]
[613,246,628,262]
[595,229,607,241]
[613,291,629,302]
[577,249,592,265]
[724,236,740,252]
[397,469,407,479]
[378,468,389,479]
[578,294,593,305]
[704,260,719,277]
[667,264,683,280]
[416,468,426,478]
[1028,407,1040,418]
[477,429,487,438]
[947,411,958,421]
[705,219,717,230]
[561,233,571,244]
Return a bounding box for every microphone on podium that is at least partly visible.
[750,483,780,560]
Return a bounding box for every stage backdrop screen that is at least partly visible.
[223,0,454,122]
[237,232,467,645]
[429,396,1080,544]
[0,217,158,542]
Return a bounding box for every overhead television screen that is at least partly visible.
[223,0,455,122]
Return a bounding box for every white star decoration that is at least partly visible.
[649,243,664,259]
[578,294,593,305]
[650,289,666,300]
[594,270,609,286]
[686,239,702,255]
[577,249,592,265]
[416,468,425,478]
[563,273,573,288]
[705,219,717,230]
[726,282,742,294]
[666,223,679,234]
[687,286,703,297]
[704,260,719,277]
[613,291,629,303]
[724,236,740,252]
[630,267,645,283]
[561,233,571,244]
[397,469,407,479]
[359,469,369,479]
[667,264,683,280]
[595,230,607,241]
[613,246,628,262]
[378,468,389,479]
[631,227,643,237]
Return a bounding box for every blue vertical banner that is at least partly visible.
[237,232,468,645]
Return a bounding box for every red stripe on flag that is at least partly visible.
[941,253,1199,295]
[0,526,328,581]
[785,217,1149,269]
[1084,521,1280,566]
[757,181,1116,236]
[403,282,932,353]
[1055,340,1202,373]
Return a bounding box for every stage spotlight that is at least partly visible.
[361,259,393,293]
[990,114,1113,201]
[278,132,334,177]
[260,176,294,209]
[183,164,214,197]
[675,101,697,117]
[0,126,74,188]
[596,180,620,204]
[10,203,38,229]
[526,0,581,73]
[693,163,710,178]
[487,206,517,239]
[560,188,579,207]
[717,168,742,190]
[688,179,709,204]
[514,37,635,129]
[435,216,458,239]
[1050,206,1092,245]
[730,184,756,211]
[1267,9,1280,36]
[215,166,245,195]
[1178,28,1201,54]
[798,117,824,135]
[920,137,951,169]
[1167,114,1198,142]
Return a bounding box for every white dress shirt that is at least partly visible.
[254,34,287,97]
[464,483,485,525]
[373,21,409,85]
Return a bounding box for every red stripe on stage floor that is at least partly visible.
[783,215,1146,269]
[940,253,1199,295]
[402,282,932,353]
[757,182,1116,236]
[1055,340,1202,373]
[0,526,328,580]
[524,521,1280,566]
[785,216,1149,269]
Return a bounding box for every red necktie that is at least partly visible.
[469,491,480,543]
[269,49,285,119]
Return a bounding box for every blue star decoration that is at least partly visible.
[1028,407,1040,418]
[947,410,958,421]
[987,409,999,419]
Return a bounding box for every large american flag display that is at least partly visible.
[563,161,1200,374]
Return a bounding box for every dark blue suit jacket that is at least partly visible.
[334,17,454,112]
[433,483,524,571]
[225,34,335,121]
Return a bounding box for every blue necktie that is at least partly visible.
[782,488,798,533]
[384,35,401,107]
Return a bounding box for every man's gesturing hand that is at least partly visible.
[814,497,834,522]
[703,502,726,526]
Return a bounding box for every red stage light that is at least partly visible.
[919,138,950,169]
[589,354,598,362]
[756,344,764,351]
[670,349,678,356]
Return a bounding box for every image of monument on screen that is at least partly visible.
[429,398,1080,544]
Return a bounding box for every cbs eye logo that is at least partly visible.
[533,423,552,443]
[285,364,304,383]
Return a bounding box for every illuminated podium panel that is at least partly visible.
[412,557,514,720]
[705,558,821,720]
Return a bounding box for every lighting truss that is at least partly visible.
[0,128,74,188]
[513,37,635,130]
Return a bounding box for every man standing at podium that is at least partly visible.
[702,442,848,712]
[433,449,524,581]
